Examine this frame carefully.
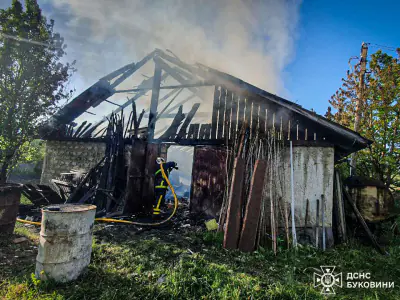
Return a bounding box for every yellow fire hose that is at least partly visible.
[16,162,179,227]
[16,218,41,226]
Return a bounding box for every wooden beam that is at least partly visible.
[153,56,205,100]
[211,86,220,139]
[223,156,245,250]
[148,63,162,141]
[199,124,212,139]
[343,187,387,255]
[115,82,213,93]
[141,143,160,213]
[187,124,200,139]
[177,103,201,139]
[159,106,185,140]
[217,87,226,139]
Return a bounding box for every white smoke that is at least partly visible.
[49,0,301,95]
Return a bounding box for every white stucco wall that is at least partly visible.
[280,146,334,228]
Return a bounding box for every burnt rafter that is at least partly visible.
[40,48,372,158]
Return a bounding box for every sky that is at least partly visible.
[285,0,400,114]
[0,0,399,117]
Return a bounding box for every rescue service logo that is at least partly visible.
[313,266,342,295]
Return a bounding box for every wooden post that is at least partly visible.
[343,188,387,255]
[289,141,297,248]
[148,63,162,141]
[333,170,347,242]
[141,143,159,213]
[124,139,146,213]
[315,199,320,248]
[350,42,369,175]
[321,194,326,251]
[223,131,246,250]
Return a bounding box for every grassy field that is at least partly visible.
[1,223,399,299]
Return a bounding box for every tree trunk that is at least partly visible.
[0,147,20,184]
[0,160,10,184]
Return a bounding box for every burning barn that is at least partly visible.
[36,49,372,252]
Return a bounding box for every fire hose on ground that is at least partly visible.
[16,161,179,227]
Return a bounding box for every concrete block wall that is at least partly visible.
[280,146,335,227]
[40,140,106,186]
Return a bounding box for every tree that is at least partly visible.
[326,49,400,189]
[0,0,75,183]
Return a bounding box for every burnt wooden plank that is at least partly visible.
[238,159,267,252]
[224,90,233,140]
[204,124,212,139]
[141,143,159,213]
[73,121,87,138]
[187,123,200,139]
[198,124,207,139]
[177,103,201,139]
[223,157,245,250]
[124,139,146,213]
[211,86,220,139]
[190,146,227,217]
[230,94,239,140]
[217,87,227,139]
[159,106,185,140]
[148,64,162,141]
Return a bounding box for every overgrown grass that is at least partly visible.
[1,226,399,299]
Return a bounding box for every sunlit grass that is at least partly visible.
[1,225,399,299]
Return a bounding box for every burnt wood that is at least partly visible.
[177,103,201,139]
[217,87,226,139]
[211,86,220,139]
[187,124,200,139]
[190,146,227,217]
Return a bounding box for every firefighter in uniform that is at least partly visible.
[153,161,178,216]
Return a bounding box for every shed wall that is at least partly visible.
[40,140,106,186]
[280,146,334,228]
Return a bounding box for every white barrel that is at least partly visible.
[35,204,96,282]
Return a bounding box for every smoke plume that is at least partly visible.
[49,0,301,95]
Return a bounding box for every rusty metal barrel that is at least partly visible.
[35,204,96,282]
[0,183,22,234]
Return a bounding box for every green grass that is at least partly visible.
[20,194,32,205]
[1,225,400,299]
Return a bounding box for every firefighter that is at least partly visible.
[153,160,178,217]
